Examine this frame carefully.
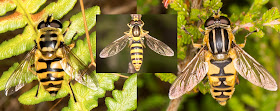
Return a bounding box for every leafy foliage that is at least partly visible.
[155,73,176,84]
[105,74,137,111]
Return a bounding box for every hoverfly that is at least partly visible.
[99,14,174,71]
[5,15,98,102]
[169,11,278,105]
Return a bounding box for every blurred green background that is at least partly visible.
[137,0,280,111]
[96,14,177,73]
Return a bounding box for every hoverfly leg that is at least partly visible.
[28,64,36,75]
[69,82,77,102]
[140,37,146,48]
[63,21,72,36]
[235,75,240,85]
[68,74,77,102]
[181,26,203,48]
[35,84,39,97]
[232,26,239,34]
[238,30,257,48]
[67,32,78,49]
[128,37,133,47]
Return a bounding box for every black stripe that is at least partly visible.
[213,82,231,88]
[37,68,64,73]
[131,46,143,49]
[50,33,57,37]
[131,58,143,60]
[215,28,223,53]
[132,40,141,43]
[47,83,62,88]
[224,29,229,51]
[39,40,57,48]
[213,89,232,92]
[133,62,142,64]
[131,52,143,55]
[209,30,214,53]
[215,94,229,98]
[40,34,45,38]
[38,57,61,62]
[49,91,58,95]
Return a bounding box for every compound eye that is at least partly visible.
[204,17,215,27]
[50,20,62,28]
[219,16,230,25]
[137,20,142,24]
[37,21,47,29]
[130,20,136,25]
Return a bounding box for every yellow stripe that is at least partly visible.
[130,49,143,53]
[131,55,143,59]
[41,81,63,86]
[132,36,140,41]
[132,60,142,64]
[46,87,60,91]
[130,43,143,47]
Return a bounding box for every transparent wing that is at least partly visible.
[233,43,277,91]
[99,35,129,58]
[169,47,208,99]
[5,47,37,96]
[61,45,98,90]
[145,34,174,56]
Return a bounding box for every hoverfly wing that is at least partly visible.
[169,47,208,99]
[61,45,98,90]
[99,35,129,58]
[5,47,37,96]
[145,34,174,56]
[233,43,277,91]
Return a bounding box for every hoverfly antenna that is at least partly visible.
[213,8,221,19]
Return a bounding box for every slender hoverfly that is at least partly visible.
[169,11,278,105]
[99,14,174,71]
[4,15,98,102]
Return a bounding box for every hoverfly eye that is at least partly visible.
[37,21,47,29]
[50,20,62,28]
[204,17,215,27]
[130,20,135,25]
[137,20,143,25]
[219,16,230,25]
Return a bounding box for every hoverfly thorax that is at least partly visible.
[204,13,232,60]
[36,15,63,58]
[130,20,143,37]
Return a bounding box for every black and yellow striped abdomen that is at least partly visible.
[207,58,236,105]
[130,40,143,71]
[36,57,64,96]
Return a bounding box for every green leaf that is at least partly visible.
[62,73,119,111]
[0,0,16,16]
[105,74,137,111]
[64,6,101,44]
[155,73,177,84]
[203,0,223,11]
[262,7,280,32]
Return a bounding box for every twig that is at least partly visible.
[79,0,96,67]
[49,97,64,111]
[111,73,129,78]
[166,97,183,111]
